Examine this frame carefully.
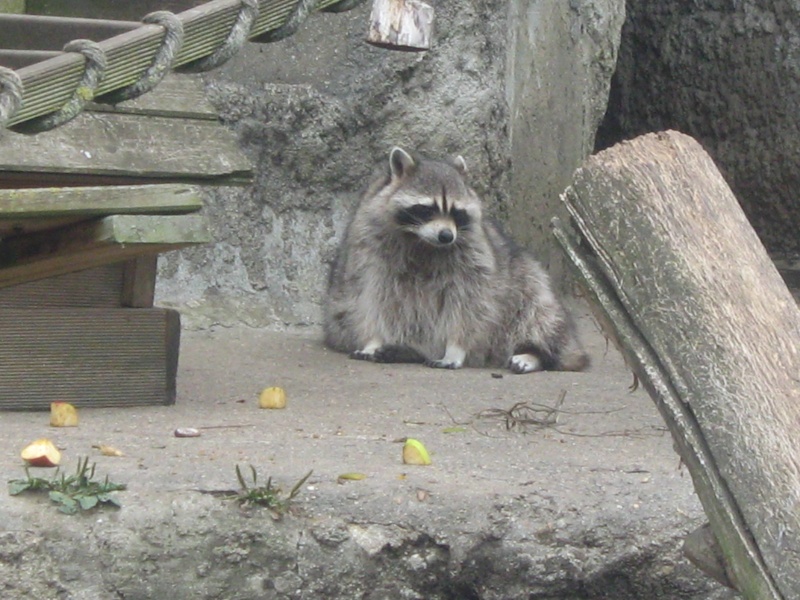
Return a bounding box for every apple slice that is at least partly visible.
[50,401,78,427]
[402,438,432,465]
[21,438,61,467]
[259,386,287,409]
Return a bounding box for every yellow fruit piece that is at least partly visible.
[402,438,431,465]
[50,402,78,427]
[21,438,61,467]
[93,444,123,457]
[259,386,287,409]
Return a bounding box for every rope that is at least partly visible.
[253,0,318,43]
[13,40,107,134]
[97,11,185,105]
[0,67,24,128]
[179,0,259,72]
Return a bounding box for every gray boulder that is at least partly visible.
[598,0,800,257]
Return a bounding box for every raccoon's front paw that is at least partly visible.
[425,344,466,370]
[509,353,542,374]
[424,358,462,370]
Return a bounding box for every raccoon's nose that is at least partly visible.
[438,229,455,244]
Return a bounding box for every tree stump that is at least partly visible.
[553,130,800,599]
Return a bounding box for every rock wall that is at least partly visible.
[597,0,800,257]
[156,0,625,328]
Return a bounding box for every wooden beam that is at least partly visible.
[121,255,158,308]
[0,184,203,219]
[0,213,211,288]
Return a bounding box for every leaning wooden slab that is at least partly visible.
[553,130,800,600]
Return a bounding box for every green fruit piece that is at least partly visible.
[402,438,432,465]
[337,472,367,483]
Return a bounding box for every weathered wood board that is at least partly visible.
[0,184,203,235]
[554,130,800,599]
[0,112,251,185]
[0,307,180,410]
[0,213,210,288]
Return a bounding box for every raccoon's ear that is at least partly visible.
[453,155,468,176]
[389,147,416,179]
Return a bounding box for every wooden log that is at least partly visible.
[554,130,800,599]
[0,307,180,410]
[0,213,211,288]
[366,0,434,52]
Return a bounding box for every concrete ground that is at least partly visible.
[0,306,736,599]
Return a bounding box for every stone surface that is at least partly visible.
[0,312,736,599]
[505,0,625,280]
[598,0,800,257]
[156,0,626,326]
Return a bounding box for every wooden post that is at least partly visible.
[553,130,800,599]
[366,0,434,52]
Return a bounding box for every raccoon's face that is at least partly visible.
[387,148,480,248]
[393,188,471,246]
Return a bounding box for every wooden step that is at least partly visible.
[0,307,180,410]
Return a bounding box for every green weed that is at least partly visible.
[233,464,312,517]
[8,456,126,514]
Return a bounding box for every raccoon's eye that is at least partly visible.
[395,204,438,226]
[452,208,471,229]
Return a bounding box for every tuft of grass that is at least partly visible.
[233,464,312,517]
[8,456,126,514]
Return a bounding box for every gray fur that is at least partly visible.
[323,148,589,373]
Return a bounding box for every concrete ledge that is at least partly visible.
[0,311,735,599]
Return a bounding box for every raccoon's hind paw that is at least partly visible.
[509,353,543,374]
[351,345,425,364]
[351,348,379,362]
[424,358,461,370]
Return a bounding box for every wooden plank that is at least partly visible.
[555,130,799,598]
[0,112,252,183]
[0,213,211,288]
[0,14,139,51]
[0,50,61,69]
[5,0,364,126]
[0,307,180,410]
[85,74,218,121]
[25,1,207,20]
[121,255,158,308]
[0,263,124,307]
[0,184,203,219]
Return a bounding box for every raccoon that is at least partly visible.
[323,147,589,374]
